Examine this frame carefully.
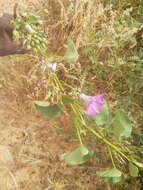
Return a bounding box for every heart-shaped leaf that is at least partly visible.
[35,101,62,119]
[93,103,110,126]
[112,110,132,141]
[64,145,94,165]
[129,162,139,177]
[64,37,79,63]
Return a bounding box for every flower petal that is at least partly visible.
[86,102,100,115]
[91,94,105,104]
[80,93,105,116]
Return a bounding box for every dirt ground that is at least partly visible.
[0,1,108,190]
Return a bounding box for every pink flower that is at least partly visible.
[80,93,105,116]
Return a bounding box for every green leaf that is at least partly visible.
[103,176,122,184]
[133,161,143,168]
[112,110,132,141]
[34,101,62,119]
[81,145,89,155]
[34,101,50,107]
[97,168,122,178]
[62,95,74,104]
[64,37,79,63]
[97,168,122,184]
[64,145,94,165]
[93,103,110,126]
[129,162,139,177]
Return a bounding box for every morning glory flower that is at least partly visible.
[80,93,105,116]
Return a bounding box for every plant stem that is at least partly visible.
[76,127,83,145]
[70,104,83,145]
[108,146,116,168]
[54,74,64,91]
[84,124,130,162]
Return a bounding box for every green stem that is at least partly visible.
[70,104,83,145]
[127,145,143,151]
[71,104,83,125]
[72,104,86,126]
[84,124,130,162]
[54,73,64,91]
[76,127,83,145]
[108,146,116,168]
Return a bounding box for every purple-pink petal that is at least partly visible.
[90,95,105,105]
[86,102,100,115]
[80,93,105,116]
